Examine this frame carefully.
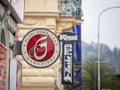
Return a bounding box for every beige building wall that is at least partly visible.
[17,0,83,90]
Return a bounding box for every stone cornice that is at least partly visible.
[18,14,83,35]
[24,12,59,19]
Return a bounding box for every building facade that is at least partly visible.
[17,0,83,90]
[0,0,83,90]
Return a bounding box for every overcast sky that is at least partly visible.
[82,0,120,49]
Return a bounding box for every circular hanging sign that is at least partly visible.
[21,28,60,68]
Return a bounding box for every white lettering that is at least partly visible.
[64,73,72,83]
[64,44,72,55]
[29,36,48,60]
[64,56,72,83]
[60,35,77,41]
[63,44,73,83]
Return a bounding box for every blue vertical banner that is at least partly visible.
[73,0,82,89]
[73,25,81,62]
[74,0,81,19]
[73,25,81,89]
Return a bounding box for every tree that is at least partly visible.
[82,57,120,90]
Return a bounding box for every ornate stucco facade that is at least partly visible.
[17,0,83,90]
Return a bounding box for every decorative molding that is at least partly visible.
[19,17,57,31]
[18,17,46,29]
[57,22,72,33]
[23,17,46,26]
[46,18,56,26]
[18,16,82,35]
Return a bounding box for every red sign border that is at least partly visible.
[21,28,61,68]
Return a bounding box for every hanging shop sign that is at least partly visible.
[21,28,60,68]
[58,32,79,84]
[73,25,81,89]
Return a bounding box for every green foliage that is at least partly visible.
[82,57,120,90]
[63,80,80,90]
[82,42,120,75]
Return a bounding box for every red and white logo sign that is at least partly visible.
[21,28,60,68]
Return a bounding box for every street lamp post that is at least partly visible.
[97,6,120,90]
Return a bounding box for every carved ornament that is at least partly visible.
[57,22,73,33]
[23,18,46,26]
